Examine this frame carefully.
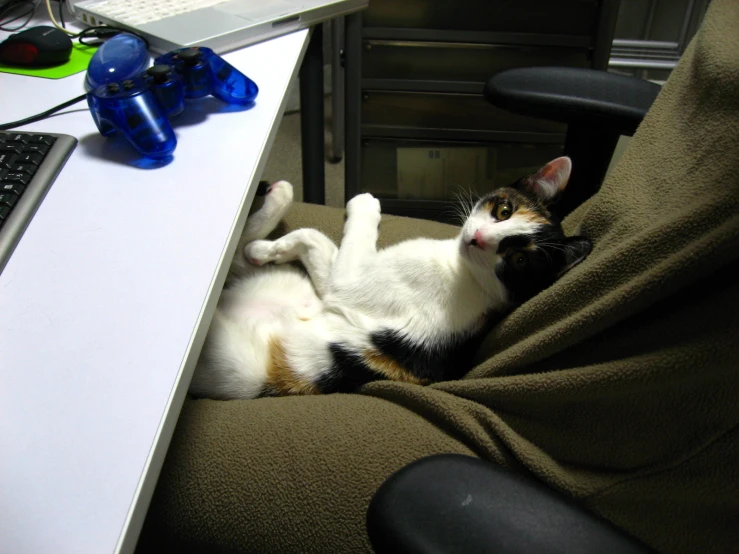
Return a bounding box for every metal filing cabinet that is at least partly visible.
[344,0,621,223]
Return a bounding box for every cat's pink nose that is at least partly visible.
[472,230,486,249]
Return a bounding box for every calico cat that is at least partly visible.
[190,157,592,400]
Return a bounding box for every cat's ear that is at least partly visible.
[518,157,572,203]
[556,236,592,277]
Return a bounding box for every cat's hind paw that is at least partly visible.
[244,240,274,266]
[264,180,294,210]
[346,193,381,219]
[244,239,297,266]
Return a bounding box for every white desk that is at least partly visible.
[0,26,310,554]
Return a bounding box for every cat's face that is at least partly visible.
[460,157,592,304]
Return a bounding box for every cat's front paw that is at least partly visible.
[346,193,381,219]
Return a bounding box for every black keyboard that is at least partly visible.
[0,130,77,274]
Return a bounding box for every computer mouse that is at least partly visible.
[0,26,73,67]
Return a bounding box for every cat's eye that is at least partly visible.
[511,252,528,269]
[495,201,513,221]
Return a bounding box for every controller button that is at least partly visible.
[106,83,121,94]
[178,48,204,66]
[146,65,172,84]
[126,113,144,130]
[122,80,135,90]
[216,66,231,81]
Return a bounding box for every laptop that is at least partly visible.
[70,0,368,54]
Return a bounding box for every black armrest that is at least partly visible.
[484,67,661,136]
[367,454,654,554]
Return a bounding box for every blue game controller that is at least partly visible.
[86,35,259,159]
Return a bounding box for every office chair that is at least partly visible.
[485,67,662,218]
[367,68,666,554]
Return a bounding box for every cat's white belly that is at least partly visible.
[219,285,322,324]
[190,265,324,400]
[219,265,321,322]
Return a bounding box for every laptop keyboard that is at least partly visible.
[0,131,77,274]
[89,0,231,26]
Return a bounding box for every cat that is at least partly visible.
[190,156,592,400]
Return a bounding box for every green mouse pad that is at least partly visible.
[0,42,97,79]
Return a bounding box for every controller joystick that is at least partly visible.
[161,48,212,99]
[177,48,204,66]
[154,47,258,104]
[146,64,172,83]
[144,65,186,116]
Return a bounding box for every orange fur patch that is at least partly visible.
[363,349,428,385]
[514,206,549,226]
[481,200,496,213]
[265,337,320,396]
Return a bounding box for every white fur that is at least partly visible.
[190,183,531,400]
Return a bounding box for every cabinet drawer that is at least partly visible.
[362,91,565,135]
[363,41,591,84]
[359,139,565,203]
[364,0,598,37]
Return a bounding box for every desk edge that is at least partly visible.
[113,29,311,554]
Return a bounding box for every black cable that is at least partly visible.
[75,25,149,49]
[0,2,148,47]
[0,0,38,31]
[0,0,31,27]
[0,21,150,130]
[0,0,35,29]
[0,93,86,131]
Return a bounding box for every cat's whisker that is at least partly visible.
[537,241,569,250]
[540,248,553,264]
[456,187,468,209]
[469,186,480,206]
[537,243,569,255]
[443,200,467,226]
[449,187,476,226]
[462,186,477,218]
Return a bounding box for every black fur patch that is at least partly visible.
[316,312,503,393]
[316,344,386,393]
[496,225,591,305]
[370,327,488,383]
